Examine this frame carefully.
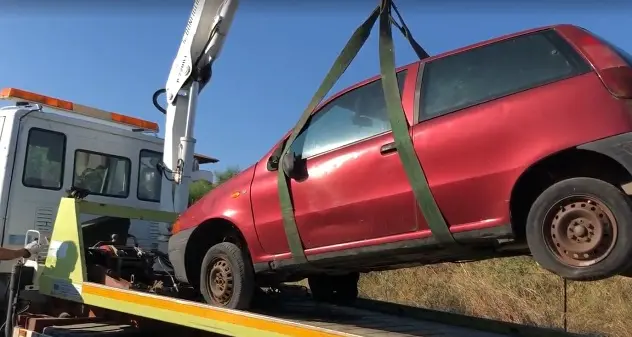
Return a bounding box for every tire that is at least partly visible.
[308,272,359,305]
[199,242,255,310]
[525,177,632,281]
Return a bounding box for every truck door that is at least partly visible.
[69,135,159,252]
[3,124,67,268]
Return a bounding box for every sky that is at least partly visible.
[1,0,631,173]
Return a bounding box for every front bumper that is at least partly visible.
[167,227,195,284]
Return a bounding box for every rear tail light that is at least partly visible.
[559,26,632,99]
[599,67,632,99]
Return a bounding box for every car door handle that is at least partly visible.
[380,142,397,155]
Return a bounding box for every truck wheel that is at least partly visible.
[199,242,255,310]
[526,177,632,281]
[308,272,359,305]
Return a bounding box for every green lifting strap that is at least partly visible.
[377,0,456,245]
[277,1,457,264]
[388,1,430,60]
[277,5,382,263]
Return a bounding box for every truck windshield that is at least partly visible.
[73,150,131,198]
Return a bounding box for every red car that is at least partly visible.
[168,24,632,309]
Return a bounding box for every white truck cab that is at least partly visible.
[0,87,217,275]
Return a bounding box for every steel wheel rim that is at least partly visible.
[207,257,234,305]
[542,195,618,268]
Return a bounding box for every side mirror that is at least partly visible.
[281,151,308,182]
[267,146,283,171]
[281,151,296,177]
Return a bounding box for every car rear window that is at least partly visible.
[419,29,591,120]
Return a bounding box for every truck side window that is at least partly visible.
[290,70,408,159]
[22,128,66,190]
[138,149,162,202]
[73,150,131,198]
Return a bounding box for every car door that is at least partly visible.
[411,30,587,233]
[251,70,416,255]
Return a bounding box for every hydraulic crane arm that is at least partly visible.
[160,0,239,213]
[165,0,239,103]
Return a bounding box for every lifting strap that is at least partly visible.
[377,1,456,245]
[388,1,430,60]
[277,0,457,264]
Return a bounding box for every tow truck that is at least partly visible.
[0,88,218,277]
[1,0,587,336]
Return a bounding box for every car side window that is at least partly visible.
[22,128,66,190]
[290,70,408,159]
[73,150,131,198]
[420,30,590,120]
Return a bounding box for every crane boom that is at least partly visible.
[160,0,239,214]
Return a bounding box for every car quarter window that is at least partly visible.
[138,149,163,202]
[73,150,131,198]
[290,70,408,159]
[419,29,590,120]
[22,128,66,190]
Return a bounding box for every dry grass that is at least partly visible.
[357,257,632,337]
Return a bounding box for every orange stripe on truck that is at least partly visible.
[82,283,346,337]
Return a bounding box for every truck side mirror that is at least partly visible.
[191,170,214,182]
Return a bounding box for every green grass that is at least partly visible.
[357,257,632,337]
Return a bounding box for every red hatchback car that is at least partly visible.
[168,24,632,309]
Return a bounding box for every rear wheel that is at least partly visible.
[199,242,255,310]
[526,177,632,281]
[308,272,359,305]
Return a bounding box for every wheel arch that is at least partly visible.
[182,217,251,287]
[509,147,632,240]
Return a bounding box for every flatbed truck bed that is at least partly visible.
[11,283,579,337]
[13,299,503,337]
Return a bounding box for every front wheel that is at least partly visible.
[526,177,632,281]
[199,242,255,310]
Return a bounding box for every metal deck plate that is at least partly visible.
[252,296,506,337]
